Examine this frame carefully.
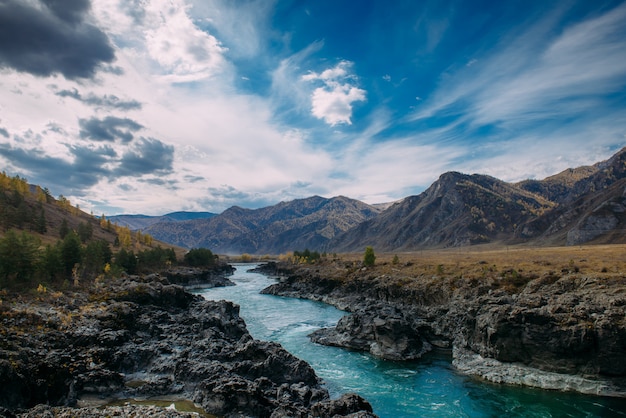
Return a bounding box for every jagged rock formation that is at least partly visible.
[145,195,381,254]
[258,262,626,397]
[0,274,376,417]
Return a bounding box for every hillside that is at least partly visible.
[0,173,187,266]
[144,196,381,254]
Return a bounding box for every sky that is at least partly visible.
[0,0,625,216]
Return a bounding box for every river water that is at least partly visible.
[195,264,626,417]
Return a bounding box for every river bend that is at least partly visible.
[196,264,626,417]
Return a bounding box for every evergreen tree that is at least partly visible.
[82,240,112,278]
[115,248,137,274]
[59,219,69,239]
[184,248,216,267]
[38,244,63,282]
[77,221,93,243]
[0,230,40,286]
[60,231,82,276]
[363,246,376,267]
[35,204,47,234]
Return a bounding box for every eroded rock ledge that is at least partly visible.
[0,273,376,417]
[257,262,626,397]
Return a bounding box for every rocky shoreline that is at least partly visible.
[257,261,626,397]
[0,266,376,418]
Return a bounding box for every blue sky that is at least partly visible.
[0,0,625,215]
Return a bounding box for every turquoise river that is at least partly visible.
[196,264,626,418]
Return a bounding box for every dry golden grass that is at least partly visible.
[331,244,626,282]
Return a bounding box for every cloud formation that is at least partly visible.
[302,61,366,126]
[117,137,175,176]
[0,0,624,216]
[0,0,115,79]
[79,117,144,143]
[56,88,142,111]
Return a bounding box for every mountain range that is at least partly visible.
[124,147,626,254]
[108,211,216,230]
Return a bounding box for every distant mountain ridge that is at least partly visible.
[118,147,626,254]
[143,196,381,254]
[108,211,216,230]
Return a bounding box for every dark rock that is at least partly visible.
[262,262,626,396]
[163,264,235,288]
[310,304,431,361]
[310,393,376,418]
[1,275,377,417]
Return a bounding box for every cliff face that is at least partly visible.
[0,274,375,417]
[259,262,626,396]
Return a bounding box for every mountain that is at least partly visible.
[327,147,626,252]
[516,148,626,245]
[144,196,381,254]
[107,211,216,230]
[327,172,554,252]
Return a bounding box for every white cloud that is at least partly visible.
[406,2,626,183]
[302,61,366,126]
[93,0,228,83]
[412,3,626,130]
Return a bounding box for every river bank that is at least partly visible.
[257,254,626,397]
[0,266,376,417]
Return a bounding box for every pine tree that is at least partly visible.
[363,246,376,267]
[0,230,40,286]
[59,219,69,239]
[60,231,82,276]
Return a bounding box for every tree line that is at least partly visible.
[0,227,219,289]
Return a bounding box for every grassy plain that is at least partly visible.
[328,244,626,283]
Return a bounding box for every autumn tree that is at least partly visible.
[116,225,132,248]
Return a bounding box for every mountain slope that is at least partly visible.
[144,196,381,254]
[517,147,626,245]
[328,172,554,252]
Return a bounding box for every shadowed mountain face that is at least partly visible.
[144,196,381,254]
[113,147,626,254]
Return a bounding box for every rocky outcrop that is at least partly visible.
[259,262,626,397]
[0,274,376,417]
[162,264,235,287]
[309,303,430,361]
